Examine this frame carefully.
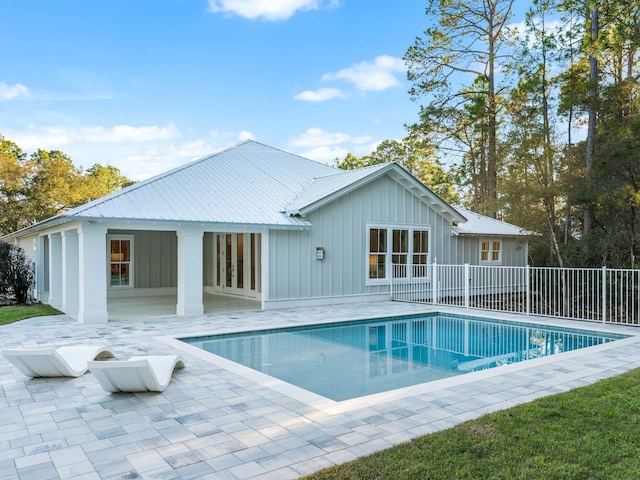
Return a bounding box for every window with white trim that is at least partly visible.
[368,228,388,280]
[480,239,501,264]
[367,225,430,285]
[108,235,134,287]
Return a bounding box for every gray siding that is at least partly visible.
[451,236,528,266]
[268,175,458,301]
[109,230,177,288]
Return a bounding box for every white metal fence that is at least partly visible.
[391,263,640,326]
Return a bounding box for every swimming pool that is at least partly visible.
[180,312,629,402]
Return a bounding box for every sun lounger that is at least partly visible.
[1,345,115,378]
[88,355,185,393]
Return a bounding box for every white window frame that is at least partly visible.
[107,234,134,288]
[480,238,502,265]
[366,224,431,286]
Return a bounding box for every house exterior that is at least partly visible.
[2,141,532,323]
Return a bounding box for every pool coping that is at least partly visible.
[161,307,640,415]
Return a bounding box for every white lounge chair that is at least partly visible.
[1,345,115,378]
[88,355,185,393]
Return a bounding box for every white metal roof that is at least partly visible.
[452,206,536,236]
[284,163,389,214]
[60,140,338,228]
[5,141,529,239]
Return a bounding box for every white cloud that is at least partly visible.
[322,55,406,91]
[8,124,180,149]
[238,130,256,141]
[207,0,336,21]
[301,145,349,164]
[289,128,353,148]
[289,128,375,164]
[167,140,217,158]
[0,82,29,100]
[511,18,566,42]
[294,87,347,102]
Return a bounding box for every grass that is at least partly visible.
[303,368,640,480]
[0,304,61,325]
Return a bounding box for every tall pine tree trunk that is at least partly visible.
[584,6,598,236]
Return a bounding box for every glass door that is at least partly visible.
[214,233,260,298]
[215,233,245,296]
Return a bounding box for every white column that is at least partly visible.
[78,223,108,324]
[61,229,79,317]
[48,233,63,308]
[37,236,47,301]
[176,227,204,316]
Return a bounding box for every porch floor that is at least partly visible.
[107,293,260,321]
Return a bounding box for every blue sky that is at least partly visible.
[1,1,432,180]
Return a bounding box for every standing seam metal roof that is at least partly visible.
[4,141,532,239]
[62,141,338,226]
[452,206,536,236]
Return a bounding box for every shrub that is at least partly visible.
[0,240,35,304]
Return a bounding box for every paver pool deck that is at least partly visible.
[2,302,640,479]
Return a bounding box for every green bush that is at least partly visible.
[0,240,34,305]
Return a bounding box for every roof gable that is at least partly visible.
[286,162,466,224]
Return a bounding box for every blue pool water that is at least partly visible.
[181,313,628,401]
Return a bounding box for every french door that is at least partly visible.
[214,233,261,298]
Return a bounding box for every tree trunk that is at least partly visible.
[584,6,598,236]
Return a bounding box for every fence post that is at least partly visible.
[526,264,530,316]
[432,260,437,305]
[602,265,607,324]
[464,263,470,309]
[390,264,394,301]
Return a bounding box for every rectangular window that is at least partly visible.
[481,239,502,264]
[108,235,134,287]
[412,230,429,277]
[481,241,490,262]
[492,241,501,261]
[367,225,431,284]
[369,228,387,280]
[392,229,408,278]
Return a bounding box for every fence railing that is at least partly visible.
[391,263,640,326]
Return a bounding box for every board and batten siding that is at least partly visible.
[108,230,178,289]
[451,236,528,266]
[267,175,458,305]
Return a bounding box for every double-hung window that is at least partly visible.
[367,225,430,285]
[368,228,388,280]
[108,235,134,287]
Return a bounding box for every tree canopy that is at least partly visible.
[0,135,134,236]
[393,0,640,268]
[335,137,459,205]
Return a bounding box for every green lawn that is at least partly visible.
[0,304,61,325]
[303,368,640,480]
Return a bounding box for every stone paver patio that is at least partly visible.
[2,302,640,479]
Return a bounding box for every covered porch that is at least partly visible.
[107,292,261,321]
[38,222,267,324]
